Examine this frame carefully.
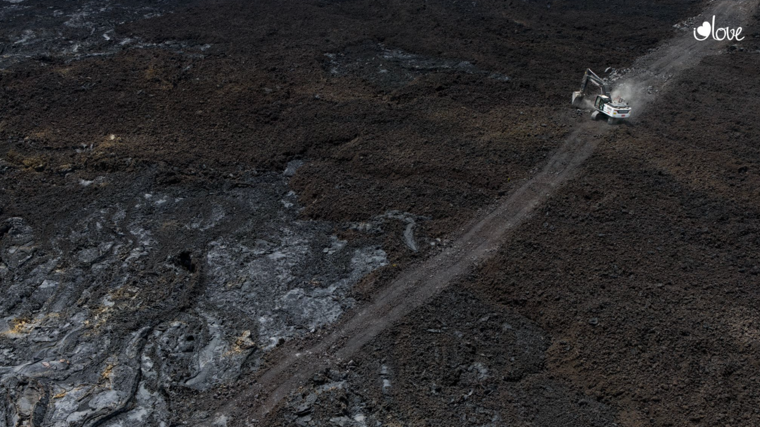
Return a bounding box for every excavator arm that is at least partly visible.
[578,69,610,97]
[572,68,610,107]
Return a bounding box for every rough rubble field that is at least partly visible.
[1,0,760,426]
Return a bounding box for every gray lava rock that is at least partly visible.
[0,169,387,425]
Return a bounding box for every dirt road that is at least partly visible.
[206,1,759,424]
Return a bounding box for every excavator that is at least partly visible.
[571,68,631,124]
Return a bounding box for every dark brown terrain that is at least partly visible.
[1,0,760,426]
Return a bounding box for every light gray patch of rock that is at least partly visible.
[0,0,207,69]
[351,210,429,252]
[0,166,387,426]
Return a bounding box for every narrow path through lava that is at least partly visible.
[213,1,759,424]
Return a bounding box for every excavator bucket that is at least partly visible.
[571,91,584,107]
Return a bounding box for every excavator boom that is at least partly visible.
[578,68,610,97]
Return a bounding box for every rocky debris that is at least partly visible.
[282,372,380,427]
[350,211,429,253]
[379,365,391,396]
[283,160,304,178]
[273,289,616,427]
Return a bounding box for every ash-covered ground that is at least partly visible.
[2,0,760,426]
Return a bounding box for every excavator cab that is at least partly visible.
[594,95,610,110]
